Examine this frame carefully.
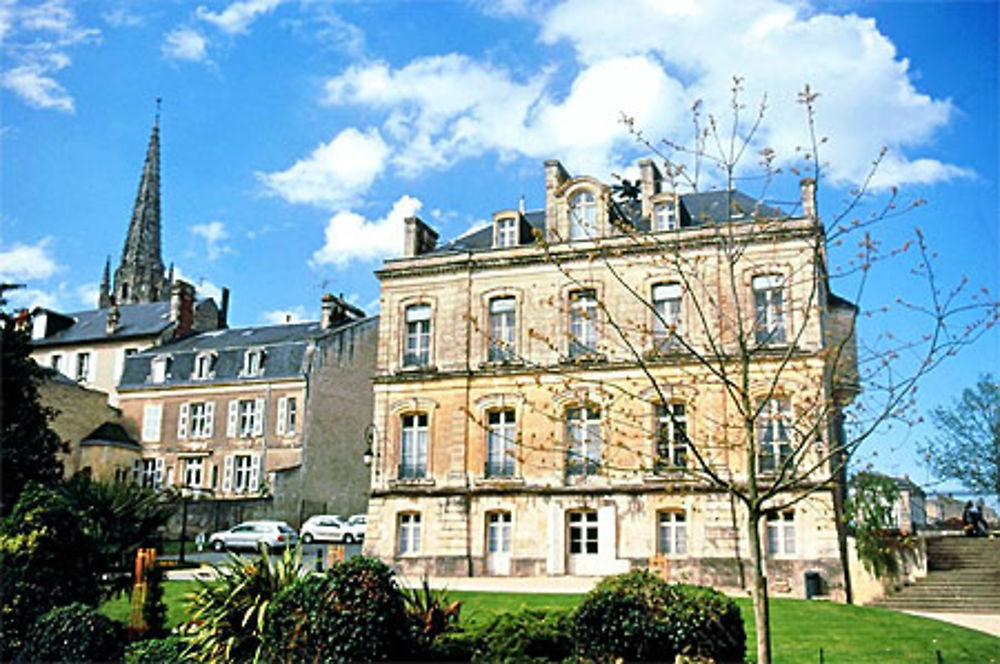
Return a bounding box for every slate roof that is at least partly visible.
[81,422,141,450]
[30,301,173,347]
[118,318,372,390]
[431,190,782,255]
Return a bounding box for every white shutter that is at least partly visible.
[154,458,164,489]
[252,398,265,436]
[597,504,617,565]
[276,397,287,436]
[547,504,565,575]
[227,401,238,437]
[178,403,190,439]
[131,459,142,484]
[222,455,234,492]
[142,404,162,442]
[205,401,215,437]
[114,349,125,382]
[250,455,261,492]
[165,467,174,487]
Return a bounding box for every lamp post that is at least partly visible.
[178,484,213,564]
[363,424,376,467]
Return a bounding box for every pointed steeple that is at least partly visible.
[112,101,169,305]
[98,256,112,308]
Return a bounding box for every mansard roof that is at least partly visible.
[431,190,782,255]
[30,301,173,347]
[118,315,376,390]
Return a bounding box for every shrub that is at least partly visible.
[402,577,461,648]
[471,607,575,664]
[18,602,125,663]
[184,545,305,662]
[263,556,414,663]
[124,635,189,664]
[572,570,745,664]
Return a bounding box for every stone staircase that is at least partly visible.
[874,537,1000,612]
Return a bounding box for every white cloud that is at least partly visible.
[0,0,99,113]
[162,26,209,62]
[191,220,232,261]
[172,266,223,302]
[311,195,422,268]
[4,286,62,311]
[258,127,390,209]
[261,306,308,325]
[75,282,98,308]
[0,238,61,283]
[102,8,144,28]
[196,0,283,35]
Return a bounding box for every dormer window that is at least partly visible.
[151,356,171,383]
[569,191,597,240]
[193,352,217,380]
[654,201,678,231]
[495,217,517,248]
[243,349,264,377]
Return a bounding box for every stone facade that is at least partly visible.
[364,159,857,598]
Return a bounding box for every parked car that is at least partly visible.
[300,514,364,544]
[208,520,298,552]
[346,514,368,541]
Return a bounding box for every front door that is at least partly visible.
[566,510,600,575]
[486,512,511,575]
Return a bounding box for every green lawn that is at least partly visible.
[102,583,999,663]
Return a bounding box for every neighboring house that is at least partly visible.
[363,158,857,598]
[38,369,141,481]
[926,493,998,526]
[853,472,927,533]
[27,116,225,404]
[116,294,377,525]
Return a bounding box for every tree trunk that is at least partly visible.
[747,507,772,664]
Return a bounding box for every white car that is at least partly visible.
[346,514,368,541]
[208,520,298,552]
[300,514,364,544]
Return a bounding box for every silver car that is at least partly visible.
[208,520,298,551]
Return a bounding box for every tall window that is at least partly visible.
[76,352,91,381]
[400,413,428,479]
[758,398,792,473]
[140,458,160,489]
[233,399,262,438]
[488,297,516,362]
[766,510,795,555]
[753,275,786,344]
[566,406,602,477]
[277,397,297,436]
[405,304,431,367]
[568,510,599,554]
[193,352,216,380]
[652,283,682,350]
[487,511,512,555]
[569,289,598,357]
[183,458,204,488]
[50,355,63,373]
[188,402,214,439]
[398,513,421,554]
[486,409,516,478]
[151,356,170,383]
[653,201,678,231]
[233,454,253,492]
[569,191,597,240]
[658,511,687,555]
[496,217,517,248]
[655,403,687,470]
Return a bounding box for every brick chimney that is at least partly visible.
[800,177,817,220]
[169,280,196,337]
[105,302,120,335]
[638,158,662,220]
[544,159,571,242]
[403,217,439,257]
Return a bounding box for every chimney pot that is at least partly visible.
[800,177,817,220]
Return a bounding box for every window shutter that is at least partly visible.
[253,398,265,436]
[250,455,261,491]
[276,397,287,436]
[178,403,190,439]
[227,401,238,437]
[205,401,215,437]
[154,458,164,489]
[222,455,234,492]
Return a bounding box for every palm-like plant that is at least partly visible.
[183,545,304,663]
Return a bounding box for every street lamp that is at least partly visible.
[177,484,213,565]
[363,424,376,467]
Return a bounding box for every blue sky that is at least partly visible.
[2,0,997,489]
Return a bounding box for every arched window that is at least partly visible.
[399,413,429,479]
[569,191,596,240]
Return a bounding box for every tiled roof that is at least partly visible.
[30,301,173,346]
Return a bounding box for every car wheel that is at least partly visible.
[302,533,314,544]
[212,539,225,552]
[344,534,354,544]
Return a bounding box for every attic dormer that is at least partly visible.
[492,210,530,249]
[543,160,612,243]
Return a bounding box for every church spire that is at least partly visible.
[112,101,169,305]
[98,255,111,308]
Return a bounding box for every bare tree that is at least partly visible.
[466,79,998,664]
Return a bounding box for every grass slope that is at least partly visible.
[101,583,999,663]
